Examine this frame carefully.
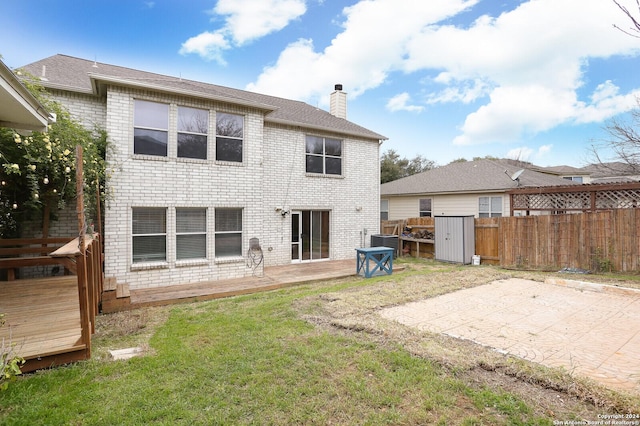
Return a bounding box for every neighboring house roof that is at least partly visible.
[534,165,590,176]
[0,58,50,131]
[381,159,578,196]
[19,54,386,141]
[580,162,640,183]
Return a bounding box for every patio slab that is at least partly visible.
[380,278,640,394]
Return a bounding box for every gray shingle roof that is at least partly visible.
[534,165,588,175]
[381,159,579,196]
[19,54,386,141]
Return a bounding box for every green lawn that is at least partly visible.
[1,262,636,425]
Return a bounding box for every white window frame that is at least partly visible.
[176,208,207,260]
[177,106,209,160]
[214,208,243,258]
[563,176,583,183]
[380,199,389,221]
[419,198,432,217]
[305,135,343,176]
[133,100,169,157]
[132,207,167,263]
[479,196,503,218]
[215,112,244,163]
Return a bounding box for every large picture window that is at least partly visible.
[216,112,243,162]
[176,208,207,260]
[134,100,168,156]
[215,208,242,257]
[305,136,342,175]
[479,196,502,217]
[178,107,209,159]
[132,208,167,263]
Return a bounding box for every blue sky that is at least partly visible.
[2,0,640,167]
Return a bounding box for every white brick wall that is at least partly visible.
[49,90,106,130]
[46,86,381,290]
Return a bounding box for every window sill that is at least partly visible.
[132,154,170,162]
[214,256,244,264]
[304,173,344,179]
[131,261,169,271]
[177,157,208,164]
[176,259,208,268]
[215,160,244,167]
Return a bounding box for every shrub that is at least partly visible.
[0,313,25,391]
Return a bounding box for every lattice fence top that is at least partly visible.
[509,182,640,213]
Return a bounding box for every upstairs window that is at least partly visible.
[306,136,342,175]
[134,100,168,156]
[215,208,243,257]
[178,107,209,159]
[216,112,243,162]
[419,198,432,217]
[479,196,502,217]
[176,208,207,260]
[132,208,166,263]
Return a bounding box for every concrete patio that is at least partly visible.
[380,277,640,394]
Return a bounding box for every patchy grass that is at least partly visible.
[295,261,640,417]
[1,260,638,425]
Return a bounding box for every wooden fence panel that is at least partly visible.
[500,210,640,272]
[385,210,639,272]
[475,218,499,265]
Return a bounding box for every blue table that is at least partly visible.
[356,247,394,278]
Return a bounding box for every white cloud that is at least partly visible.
[574,81,640,123]
[505,144,554,163]
[215,0,306,44]
[426,78,490,104]
[386,93,424,113]
[180,0,306,63]
[453,85,578,145]
[247,0,640,148]
[180,31,230,64]
[247,0,478,99]
[537,144,553,157]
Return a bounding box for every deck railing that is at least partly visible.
[0,234,103,371]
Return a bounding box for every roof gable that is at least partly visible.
[19,54,386,141]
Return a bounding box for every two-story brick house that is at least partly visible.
[20,54,386,291]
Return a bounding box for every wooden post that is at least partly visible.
[75,146,91,358]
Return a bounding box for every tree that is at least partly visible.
[591,101,640,173]
[613,0,640,38]
[448,158,468,164]
[380,149,435,183]
[590,2,640,171]
[0,73,109,238]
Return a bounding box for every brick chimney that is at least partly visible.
[330,84,347,119]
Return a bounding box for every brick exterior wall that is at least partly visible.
[47,86,381,290]
[49,89,107,131]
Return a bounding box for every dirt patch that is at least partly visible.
[294,262,640,419]
[92,305,173,361]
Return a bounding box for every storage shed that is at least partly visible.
[434,216,475,264]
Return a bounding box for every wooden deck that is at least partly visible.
[118,259,361,310]
[0,275,86,372]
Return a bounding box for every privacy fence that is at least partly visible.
[381,209,640,272]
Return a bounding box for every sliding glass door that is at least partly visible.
[291,210,330,262]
